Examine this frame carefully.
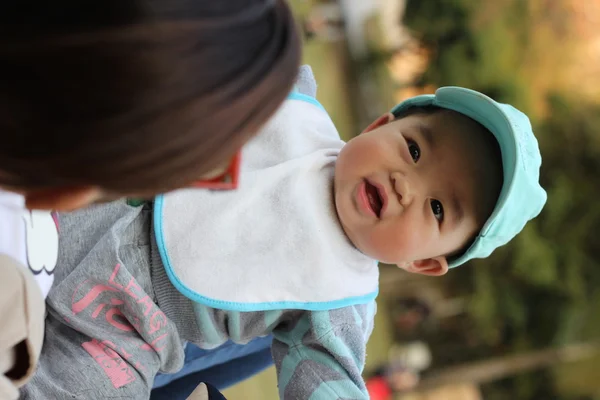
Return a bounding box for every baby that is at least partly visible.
[22,66,546,400]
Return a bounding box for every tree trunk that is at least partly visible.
[408,341,600,393]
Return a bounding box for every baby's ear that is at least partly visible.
[361,113,394,134]
[399,257,449,277]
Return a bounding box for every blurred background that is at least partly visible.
[224,0,600,399]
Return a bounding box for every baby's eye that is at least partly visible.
[407,139,421,163]
[430,200,444,222]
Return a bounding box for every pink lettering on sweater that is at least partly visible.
[73,263,171,389]
[82,339,136,389]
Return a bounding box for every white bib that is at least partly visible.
[154,98,379,311]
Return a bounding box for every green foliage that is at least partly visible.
[404,0,537,116]
[511,224,558,288]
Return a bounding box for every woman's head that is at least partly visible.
[0,0,300,209]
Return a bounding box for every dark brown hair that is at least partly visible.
[0,0,301,195]
[392,104,442,120]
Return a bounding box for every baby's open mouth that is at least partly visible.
[365,181,383,218]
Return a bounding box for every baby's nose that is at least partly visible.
[391,172,412,206]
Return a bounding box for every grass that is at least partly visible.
[303,41,357,139]
[362,14,399,110]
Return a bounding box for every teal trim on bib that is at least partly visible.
[287,91,326,111]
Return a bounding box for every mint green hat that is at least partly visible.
[390,87,547,268]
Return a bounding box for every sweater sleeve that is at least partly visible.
[271,301,377,399]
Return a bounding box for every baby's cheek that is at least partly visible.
[366,229,406,264]
[346,138,389,165]
[384,225,426,263]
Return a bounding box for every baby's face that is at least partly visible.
[334,110,502,275]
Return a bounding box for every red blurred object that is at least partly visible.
[366,376,392,400]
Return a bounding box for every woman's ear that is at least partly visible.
[398,257,449,277]
[361,113,395,134]
[25,186,102,211]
